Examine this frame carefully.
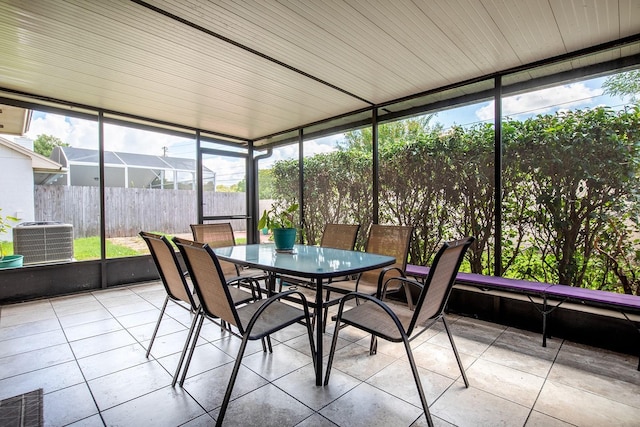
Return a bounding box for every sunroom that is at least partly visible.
[0,1,639,426]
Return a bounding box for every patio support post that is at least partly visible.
[372,108,379,224]
[196,130,203,224]
[246,141,256,243]
[494,76,503,276]
[98,112,107,288]
[298,129,304,243]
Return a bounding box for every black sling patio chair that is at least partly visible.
[140,231,259,386]
[324,236,475,427]
[173,237,316,426]
[190,222,267,295]
[321,224,413,331]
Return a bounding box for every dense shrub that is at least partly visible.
[267,106,640,294]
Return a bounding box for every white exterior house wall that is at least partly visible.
[0,143,35,242]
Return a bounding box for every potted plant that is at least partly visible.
[257,202,299,251]
[0,209,23,268]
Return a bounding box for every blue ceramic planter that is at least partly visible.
[272,228,296,250]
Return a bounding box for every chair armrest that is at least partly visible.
[245,290,312,331]
[335,292,408,335]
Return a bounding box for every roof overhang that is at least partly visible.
[0,105,31,136]
[0,137,67,173]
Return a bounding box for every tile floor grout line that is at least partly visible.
[78,286,195,424]
[53,296,108,427]
[522,338,567,426]
[433,320,539,426]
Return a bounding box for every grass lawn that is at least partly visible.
[75,236,141,260]
[2,234,247,262]
[1,237,141,261]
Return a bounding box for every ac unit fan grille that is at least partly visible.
[13,224,74,264]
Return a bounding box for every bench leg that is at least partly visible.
[538,296,567,348]
[542,310,547,347]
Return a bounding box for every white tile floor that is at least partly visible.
[1,280,639,426]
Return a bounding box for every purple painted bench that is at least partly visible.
[405,264,640,370]
[406,265,552,295]
[545,285,640,312]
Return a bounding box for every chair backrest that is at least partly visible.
[190,223,238,277]
[359,224,413,285]
[409,236,475,334]
[320,224,360,250]
[190,223,236,247]
[173,237,242,331]
[139,231,197,309]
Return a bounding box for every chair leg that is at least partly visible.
[172,308,201,387]
[305,320,317,370]
[402,283,415,311]
[442,316,469,388]
[146,295,169,358]
[178,313,206,386]
[404,337,434,427]
[310,308,317,332]
[322,290,332,333]
[216,334,252,427]
[369,335,377,355]
[257,278,265,299]
[299,299,317,369]
[323,302,345,385]
[322,309,328,333]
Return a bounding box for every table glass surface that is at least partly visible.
[212,243,395,278]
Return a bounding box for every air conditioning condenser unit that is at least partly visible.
[13,222,74,264]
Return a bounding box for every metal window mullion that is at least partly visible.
[494,76,503,276]
[196,130,203,224]
[99,112,107,288]
[298,129,304,242]
[372,108,379,224]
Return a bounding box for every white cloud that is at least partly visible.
[305,134,343,156]
[104,124,194,157]
[256,144,298,169]
[202,156,246,185]
[24,112,198,158]
[476,82,603,120]
[255,134,344,169]
[26,113,99,149]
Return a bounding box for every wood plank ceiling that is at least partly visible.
[0,0,638,145]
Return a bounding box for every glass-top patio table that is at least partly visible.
[212,243,396,385]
